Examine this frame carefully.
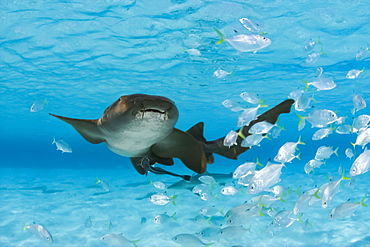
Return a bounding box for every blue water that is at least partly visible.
[1,0,370,246]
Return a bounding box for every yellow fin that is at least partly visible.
[214,28,225,44]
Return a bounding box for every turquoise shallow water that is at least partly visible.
[1,0,370,246]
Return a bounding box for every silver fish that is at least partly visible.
[25,223,53,243]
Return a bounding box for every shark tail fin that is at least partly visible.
[203,99,295,160]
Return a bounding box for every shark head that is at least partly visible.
[99,94,179,135]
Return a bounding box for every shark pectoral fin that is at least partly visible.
[152,128,207,174]
[49,114,105,144]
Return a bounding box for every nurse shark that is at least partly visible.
[50,94,294,179]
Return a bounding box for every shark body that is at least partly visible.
[50,94,294,178]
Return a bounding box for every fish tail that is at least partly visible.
[171,195,178,206]
[132,239,140,247]
[295,186,302,196]
[296,152,301,160]
[43,98,49,105]
[311,92,317,102]
[258,207,265,216]
[313,188,321,199]
[265,134,272,141]
[170,212,177,221]
[258,99,268,108]
[341,171,350,180]
[239,186,246,194]
[237,126,245,139]
[333,146,339,156]
[317,36,322,44]
[256,156,264,167]
[206,217,212,225]
[287,187,292,195]
[296,113,305,129]
[320,47,327,55]
[95,177,102,185]
[275,119,285,130]
[214,28,225,44]
[297,213,304,224]
[219,207,225,216]
[297,135,305,145]
[301,79,310,91]
[279,196,286,203]
[22,222,27,231]
[51,137,56,145]
[307,219,314,228]
[359,194,368,207]
[350,142,356,149]
[214,193,220,201]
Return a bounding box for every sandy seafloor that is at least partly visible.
[1,144,370,247]
[1,0,370,246]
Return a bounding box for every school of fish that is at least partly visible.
[22,16,370,247]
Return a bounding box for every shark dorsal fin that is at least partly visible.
[186,122,215,164]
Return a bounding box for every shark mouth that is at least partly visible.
[142,108,166,114]
[137,107,169,120]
